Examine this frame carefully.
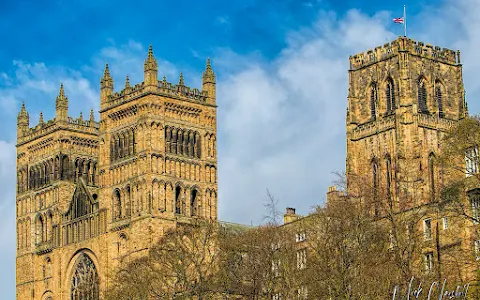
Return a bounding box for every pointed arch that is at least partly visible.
[435,80,445,118]
[70,252,99,300]
[45,209,53,242]
[113,189,121,220]
[385,154,393,202]
[190,188,200,217]
[177,128,183,154]
[428,153,436,202]
[125,185,131,216]
[371,158,379,217]
[418,77,429,113]
[171,128,178,154]
[385,77,395,113]
[35,213,44,244]
[175,185,182,214]
[369,82,377,120]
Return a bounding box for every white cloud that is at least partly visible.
[1,0,480,297]
[0,140,17,297]
[216,0,480,224]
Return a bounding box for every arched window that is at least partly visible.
[435,81,444,118]
[114,189,121,219]
[125,186,131,216]
[110,139,114,161]
[44,257,52,278]
[386,156,392,201]
[131,129,136,155]
[418,79,429,113]
[429,154,436,201]
[370,83,377,120]
[372,159,379,216]
[36,215,44,244]
[195,132,201,158]
[119,232,127,256]
[172,129,177,154]
[71,253,99,300]
[191,189,198,217]
[61,156,69,180]
[177,129,183,154]
[386,79,395,113]
[165,127,171,153]
[188,132,194,157]
[175,186,182,214]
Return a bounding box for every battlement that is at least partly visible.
[102,77,209,111]
[349,37,461,70]
[17,114,99,145]
[100,46,215,112]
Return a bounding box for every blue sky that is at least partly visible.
[1,0,480,297]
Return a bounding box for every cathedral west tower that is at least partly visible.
[346,37,467,213]
[16,46,218,299]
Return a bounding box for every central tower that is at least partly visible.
[346,37,466,213]
[98,46,218,252]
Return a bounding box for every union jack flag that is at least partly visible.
[393,17,404,24]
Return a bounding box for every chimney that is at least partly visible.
[284,207,299,224]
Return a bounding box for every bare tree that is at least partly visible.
[105,220,219,300]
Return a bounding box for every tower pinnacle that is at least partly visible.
[100,63,114,109]
[202,58,216,103]
[17,102,29,138]
[144,45,158,87]
[38,111,44,125]
[55,83,69,122]
[179,72,184,85]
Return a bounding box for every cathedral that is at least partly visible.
[346,36,467,210]
[15,46,218,299]
[16,36,474,299]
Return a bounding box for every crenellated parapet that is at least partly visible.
[17,84,99,145]
[100,46,215,112]
[349,36,461,70]
[101,78,209,112]
[17,113,99,146]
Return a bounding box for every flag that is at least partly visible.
[393,17,404,24]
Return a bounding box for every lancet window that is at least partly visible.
[429,153,436,201]
[435,81,444,118]
[386,155,392,201]
[385,78,395,113]
[191,189,198,217]
[175,186,182,215]
[372,159,379,216]
[370,83,377,120]
[418,78,429,113]
[70,254,99,300]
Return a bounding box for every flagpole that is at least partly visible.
[404,5,407,37]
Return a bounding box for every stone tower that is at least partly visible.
[16,46,218,299]
[16,85,101,299]
[346,37,466,213]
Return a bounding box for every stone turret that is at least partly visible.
[17,102,29,138]
[144,45,158,88]
[124,75,131,93]
[179,72,185,86]
[100,64,114,110]
[89,109,95,127]
[38,111,44,126]
[55,84,68,122]
[202,58,216,104]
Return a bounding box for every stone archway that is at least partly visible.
[70,253,99,300]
